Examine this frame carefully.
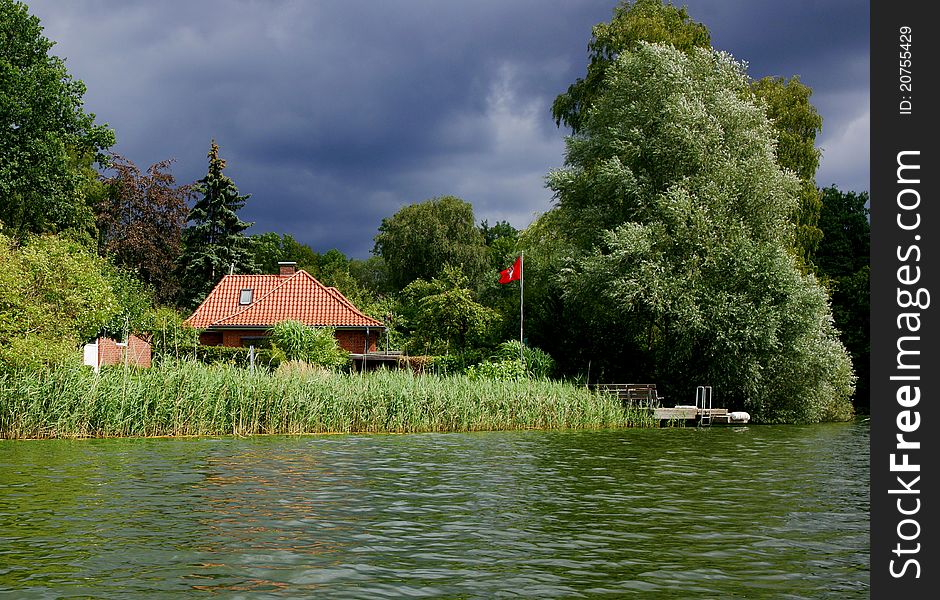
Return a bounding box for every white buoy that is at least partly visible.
[729,411,750,423]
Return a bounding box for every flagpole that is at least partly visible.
[519,251,524,367]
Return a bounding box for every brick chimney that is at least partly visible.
[278,261,297,277]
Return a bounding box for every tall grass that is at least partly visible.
[0,361,655,439]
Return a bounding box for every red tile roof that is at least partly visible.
[186,270,384,329]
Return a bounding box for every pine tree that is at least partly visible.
[178,140,255,309]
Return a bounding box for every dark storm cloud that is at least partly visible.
[684,0,870,192]
[26,0,869,257]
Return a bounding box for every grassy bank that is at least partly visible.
[0,361,655,439]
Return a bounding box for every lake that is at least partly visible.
[0,420,869,598]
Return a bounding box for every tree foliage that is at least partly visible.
[96,155,191,304]
[269,320,349,368]
[139,306,199,360]
[178,140,255,309]
[250,232,320,275]
[0,232,146,371]
[0,0,114,237]
[398,267,500,356]
[552,0,710,133]
[815,186,870,408]
[815,186,870,278]
[553,1,825,270]
[544,44,853,422]
[373,195,488,290]
[752,76,824,268]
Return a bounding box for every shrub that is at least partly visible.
[497,340,556,378]
[269,320,349,368]
[140,307,199,359]
[432,348,485,375]
[465,359,525,381]
[189,345,280,370]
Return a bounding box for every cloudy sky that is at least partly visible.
[27,0,870,258]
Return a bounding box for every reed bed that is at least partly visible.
[0,361,655,439]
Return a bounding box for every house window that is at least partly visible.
[239,289,253,305]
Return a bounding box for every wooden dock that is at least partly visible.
[654,406,744,425]
[592,383,749,426]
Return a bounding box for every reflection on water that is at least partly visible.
[0,421,869,598]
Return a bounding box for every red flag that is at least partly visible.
[499,256,522,284]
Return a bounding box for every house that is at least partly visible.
[185,262,385,355]
[83,334,152,372]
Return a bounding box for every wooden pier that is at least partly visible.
[653,406,745,425]
[592,383,749,426]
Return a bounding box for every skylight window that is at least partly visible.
[239,289,253,305]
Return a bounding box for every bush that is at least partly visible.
[161,345,280,370]
[0,232,125,372]
[465,359,525,381]
[269,320,349,368]
[432,348,485,375]
[140,307,199,359]
[497,340,555,378]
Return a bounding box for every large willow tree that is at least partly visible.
[545,43,853,423]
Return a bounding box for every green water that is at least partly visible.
[0,421,869,598]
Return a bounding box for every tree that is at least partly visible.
[250,232,320,275]
[0,231,147,371]
[348,256,390,297]
[815,186,870,409]
[815,186,870,277]
[545,44,854,423]
[398,267,501,356]
[178,140,255,309]
[552,0,710,133]
[752,76,824,268]
[373,195,488,290]
[553,1,825,269]
[96,155,191,304]
[0,0,114,237]
[479,219,519,270]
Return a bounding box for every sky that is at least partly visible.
[26,0,870,259]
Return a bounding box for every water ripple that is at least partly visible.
[0,421,869,597]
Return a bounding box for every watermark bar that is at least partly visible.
[872,1,937,596]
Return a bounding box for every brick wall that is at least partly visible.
[98,335,152,368]
[199,331,223,345]
[204,328,380,353]
[336,330,379,353]
[221,330,249,347]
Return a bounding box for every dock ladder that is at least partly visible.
[696,385,713,427]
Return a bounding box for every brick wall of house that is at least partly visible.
[98,335,152,368]
[204,328,380,353]
[221,330,250,347]
[336,330,379,353]
[199,331,223,346]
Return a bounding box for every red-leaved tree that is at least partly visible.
[96,155,192,304]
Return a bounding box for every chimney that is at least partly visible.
[278,261,297,277]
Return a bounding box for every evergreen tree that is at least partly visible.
[178,140,255,309]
